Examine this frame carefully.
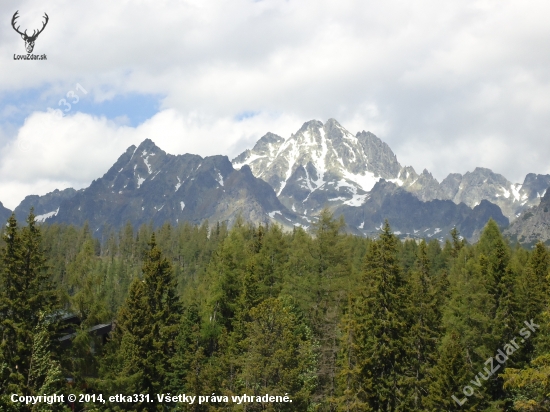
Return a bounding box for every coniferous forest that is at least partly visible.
[2,209,550,411]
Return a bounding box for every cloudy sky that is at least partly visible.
[1,0,549,209]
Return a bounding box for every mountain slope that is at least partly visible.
[335,180,509,242]
[505,188,550,246]
[14,188,79,223]
[45,139,299,233]
[7,118,547,244]
[0,201,12,224]
[232,119,404,216]
[233,119,546,222]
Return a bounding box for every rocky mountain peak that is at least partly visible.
[233,119,550,224]
[231,119,405,215]
[298,119,324,133]
[36,138,302,235]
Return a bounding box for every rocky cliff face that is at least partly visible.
[334,180,508,242]
[505,188,550,246]
[232,119,403,217]
[44,139,300,234]
[14,188,79,223]
[233,119,547,223]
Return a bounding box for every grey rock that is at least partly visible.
[232,118,403,216]
[0,201,12,224]
[43,139,301,235]
[14,188,79,223]
[505,186,550,246]
[335,180,508,242]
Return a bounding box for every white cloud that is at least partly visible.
[1,0,550,206]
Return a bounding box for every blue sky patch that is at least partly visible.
[75,93,162,127]
[0,87,163,130]
[235,111,260,121]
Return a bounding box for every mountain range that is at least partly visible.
[5,119,550,243]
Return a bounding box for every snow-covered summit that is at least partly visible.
[233,119,550,222]
[232,119,404,215]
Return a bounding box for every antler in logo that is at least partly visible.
[11,11,49,54]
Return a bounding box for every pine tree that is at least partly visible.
[424,332,478,411]
[99,234,181,410]
[238,298,317,411]
[406,240,441,410]
[336,221,411,411]
[0,211,60,404]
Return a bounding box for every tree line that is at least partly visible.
[1,209,550,411]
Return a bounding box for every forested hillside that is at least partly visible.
[1,210,550,411]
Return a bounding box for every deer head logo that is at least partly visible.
[11,11,49,54]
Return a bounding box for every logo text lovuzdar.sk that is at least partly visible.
[11,10,48,60]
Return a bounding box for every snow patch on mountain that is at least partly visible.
[344,193,369,206]
[268,210,282,218]
[137,176,145,188]
[216,172,224,187]
[342,170,380,192]
[35,208,59,222]
[144,156,153,174]
[277,141,301,196]
[233,154,267,170]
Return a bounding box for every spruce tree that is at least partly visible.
[424,332,478,411]
[169,304,210,412]
[450,227,465,258]
[100,234,181,410]
[336,221,411,411]
[0,211,60,405]
[335,296,366,411]
[238,298,317,411]
[406,240,441,410]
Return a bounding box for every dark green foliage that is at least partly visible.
[98,234,181,410]
[425,332,477,411]
[0,211,62,409]
[407,240,442,410]
[4,211,550,411]
[168,304,210,411]
[238,298,317,411]
[335,221,412,411]
[27,317,67,412]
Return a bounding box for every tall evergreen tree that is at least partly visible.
[99,234,181,410]
[309,209,350,402]
[336,221,411,411]
[519,242,549,329]
[335,295,365,412]
[169,304,211,412]
[406,240,441,410]
[27,316,68,412]
[0,211,60,406]
[424,332,478,411]
[238,298,317,411]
